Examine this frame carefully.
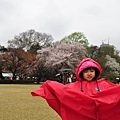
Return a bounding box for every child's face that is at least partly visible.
[83,68,95,81]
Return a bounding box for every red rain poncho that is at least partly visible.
[31,58,120,120]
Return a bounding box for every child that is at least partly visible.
[31,58,120,120]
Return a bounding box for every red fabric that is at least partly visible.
[31,80,120,120]
[31,58,120,120]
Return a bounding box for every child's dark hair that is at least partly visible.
[79,67,100,80]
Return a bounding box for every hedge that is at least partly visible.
[0,80,35,84]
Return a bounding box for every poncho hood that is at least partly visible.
[76,58,102,81]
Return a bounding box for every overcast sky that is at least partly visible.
[0,0,120,50]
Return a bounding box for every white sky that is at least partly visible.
[0,0,120,50]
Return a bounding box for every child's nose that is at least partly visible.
[88,72,91,75]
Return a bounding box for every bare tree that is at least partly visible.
[8,29,53,51]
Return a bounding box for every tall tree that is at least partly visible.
[1,48,36,80]
[92,45,120,81]
[8,29,53,51]
[60,32,90,54]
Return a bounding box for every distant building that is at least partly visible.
[100,40,111,48]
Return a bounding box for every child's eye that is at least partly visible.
[84,70,88,73]
[90,69,95,72]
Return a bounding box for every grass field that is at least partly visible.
[0,84,61,120]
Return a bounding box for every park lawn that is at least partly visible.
[0,84,61,120]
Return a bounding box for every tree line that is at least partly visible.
[0,29,120,83]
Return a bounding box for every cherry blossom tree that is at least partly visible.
[37,42,87,71]
[105,55,120,77]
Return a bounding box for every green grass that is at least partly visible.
[0,84,61,120]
